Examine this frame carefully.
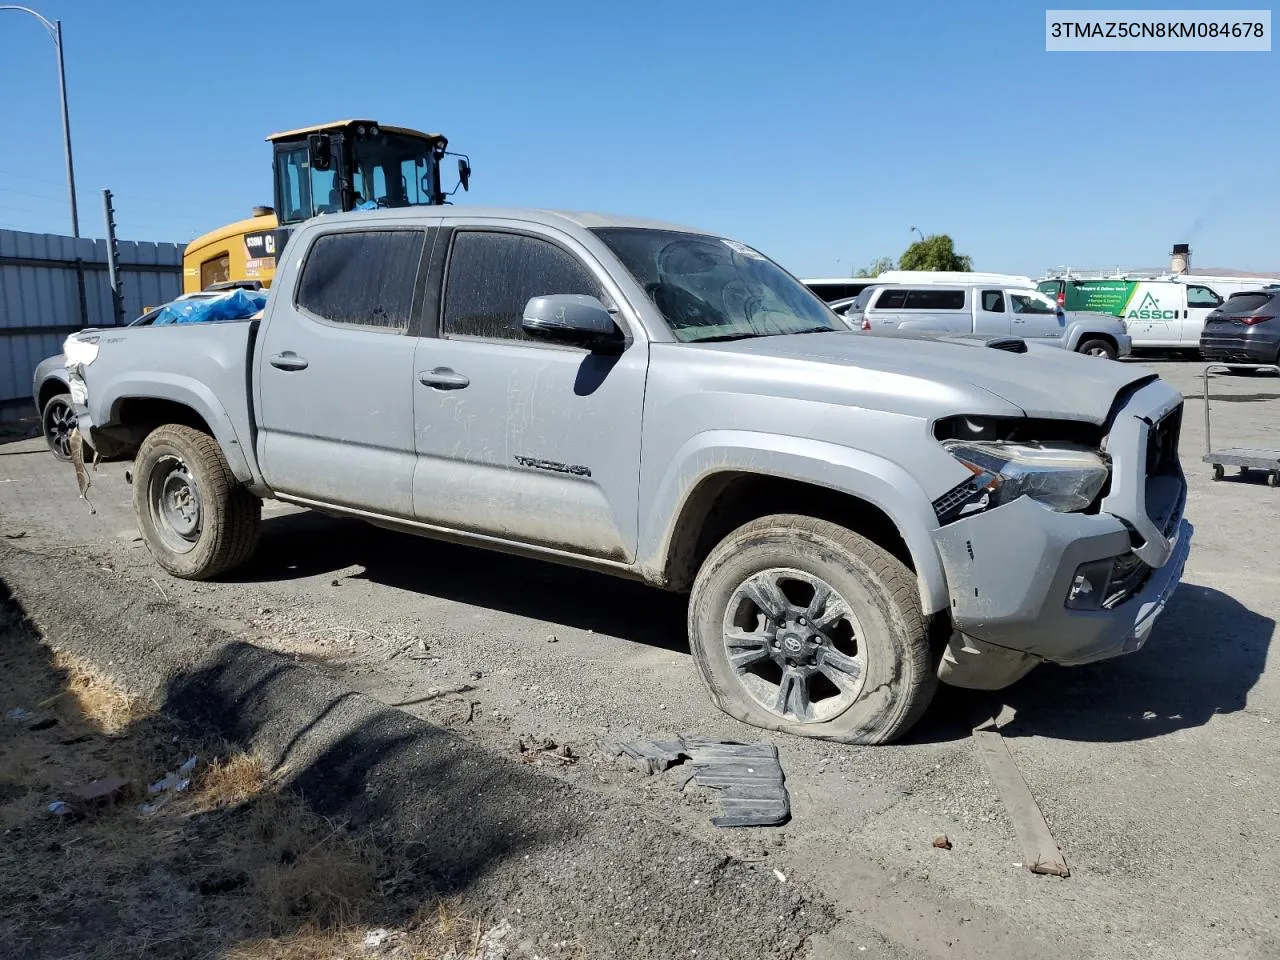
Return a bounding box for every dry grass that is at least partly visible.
[51,649,150,734]
[0,611,487,960]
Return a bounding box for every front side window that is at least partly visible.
[442,231,603,342]
[903,289,965,311]
[296,230,425,331]
[1010,291,1059,314]
[1186,284,1223,309]
[594,228,841,342]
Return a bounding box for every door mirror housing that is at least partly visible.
[307,134,331,171]
[457,157,471,192]
[521,295,624,353]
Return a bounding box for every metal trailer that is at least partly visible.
[1202,363,1280,486]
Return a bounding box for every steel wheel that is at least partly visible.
[147,454,203,554]
[722,567,867,724]
[41,394,78,462]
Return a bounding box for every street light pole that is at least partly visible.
[1,6,78,239]
[910,226,925,244]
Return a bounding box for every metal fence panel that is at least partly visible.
[0,228,184,419]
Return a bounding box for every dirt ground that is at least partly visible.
[2,358,1279,959]
[0,592,494,960]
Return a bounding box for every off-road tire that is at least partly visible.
[1076,338,1117,360]
[132,424,260,579]
[688,514,936,744]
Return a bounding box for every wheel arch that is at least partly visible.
[641,434,949,614]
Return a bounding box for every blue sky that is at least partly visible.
[1,0,1276,277]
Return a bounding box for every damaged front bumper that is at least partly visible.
[932,379,1191,690]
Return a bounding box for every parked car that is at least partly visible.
[32,290,233,460]
[1199,288,1280,369]
[64,207,1191,744]
[845,277,1131,359]
[801,278,879,304]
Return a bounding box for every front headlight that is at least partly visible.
[941,440,1109,514]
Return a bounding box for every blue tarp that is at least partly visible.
[153,289,268,326]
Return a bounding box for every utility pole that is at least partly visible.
[2,6,86,324]
[102,189,124,326]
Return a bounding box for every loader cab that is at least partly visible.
[270,120,464,227]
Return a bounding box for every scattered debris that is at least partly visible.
[3,531,27,539]
[612,736,790,828]
[516,737,577,765]
[47,800,74,817]
[68,427,95,513]
[362,927,400,948]
[331,579,341,587]
[68,776,130,806]
[773,869,787,883]
[149,577,169,601]
[149,755,199,795]
[546,633,558,643]
[933,834,953,850]
[5,706,30,723]
[469,671,483,681]
[973,728,1070,878]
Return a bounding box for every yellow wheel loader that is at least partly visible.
[182,119,470,294]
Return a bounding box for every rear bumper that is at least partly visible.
[1200,334,1278,364]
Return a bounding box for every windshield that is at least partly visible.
[592,228,843,342]
[351,132,439,209]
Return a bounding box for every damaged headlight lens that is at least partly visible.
[941,440,1109,514]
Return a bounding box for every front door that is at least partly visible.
[255,227,429,515]
[1183,283,1224,346]
[411,224,648,562]
[1008,288,1065,340]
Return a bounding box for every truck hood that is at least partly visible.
[698,332,1156,423]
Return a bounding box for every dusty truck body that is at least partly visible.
[64,208,1192,744]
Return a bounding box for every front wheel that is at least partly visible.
[41,393,80,462]
[688,515,936,745]
[132,424,260,579]
[1076,338,1117,360]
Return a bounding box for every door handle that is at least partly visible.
[269,351,309,371]
[418,367,470,390]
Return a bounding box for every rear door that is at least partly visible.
[1183,283,1224,345]
[255,227,429,515]
[974,289,1011,336]
[409,223,648,561]
[900,288,970,331]
[1008,288,1066,340]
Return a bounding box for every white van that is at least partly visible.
[1038,273,1280,351]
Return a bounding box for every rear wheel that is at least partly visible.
[688,515,936,745]
[1076,338,1117,360]
[1268,471,1279,488]
[132,424,260,579]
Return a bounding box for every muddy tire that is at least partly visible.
[688,515,936,745]
[1076,338,1117,360]
[132,424,260,579]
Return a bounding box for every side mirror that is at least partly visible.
[307,134,331,171]
[522,294,624,353]
[457,157,471,192]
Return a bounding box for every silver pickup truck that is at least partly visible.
[65,208,1192,744]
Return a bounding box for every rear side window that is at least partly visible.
[903,289,965,311]
[873,288,908,309]
[443,231,602,341]
[1220,292,1275,314]
[1186,285,1223,308]
[981,290,1005,312]
[296,230,425,331]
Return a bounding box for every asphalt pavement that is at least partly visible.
[1,359,1276,960]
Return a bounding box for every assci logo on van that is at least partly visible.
[1127,291,1177,321]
